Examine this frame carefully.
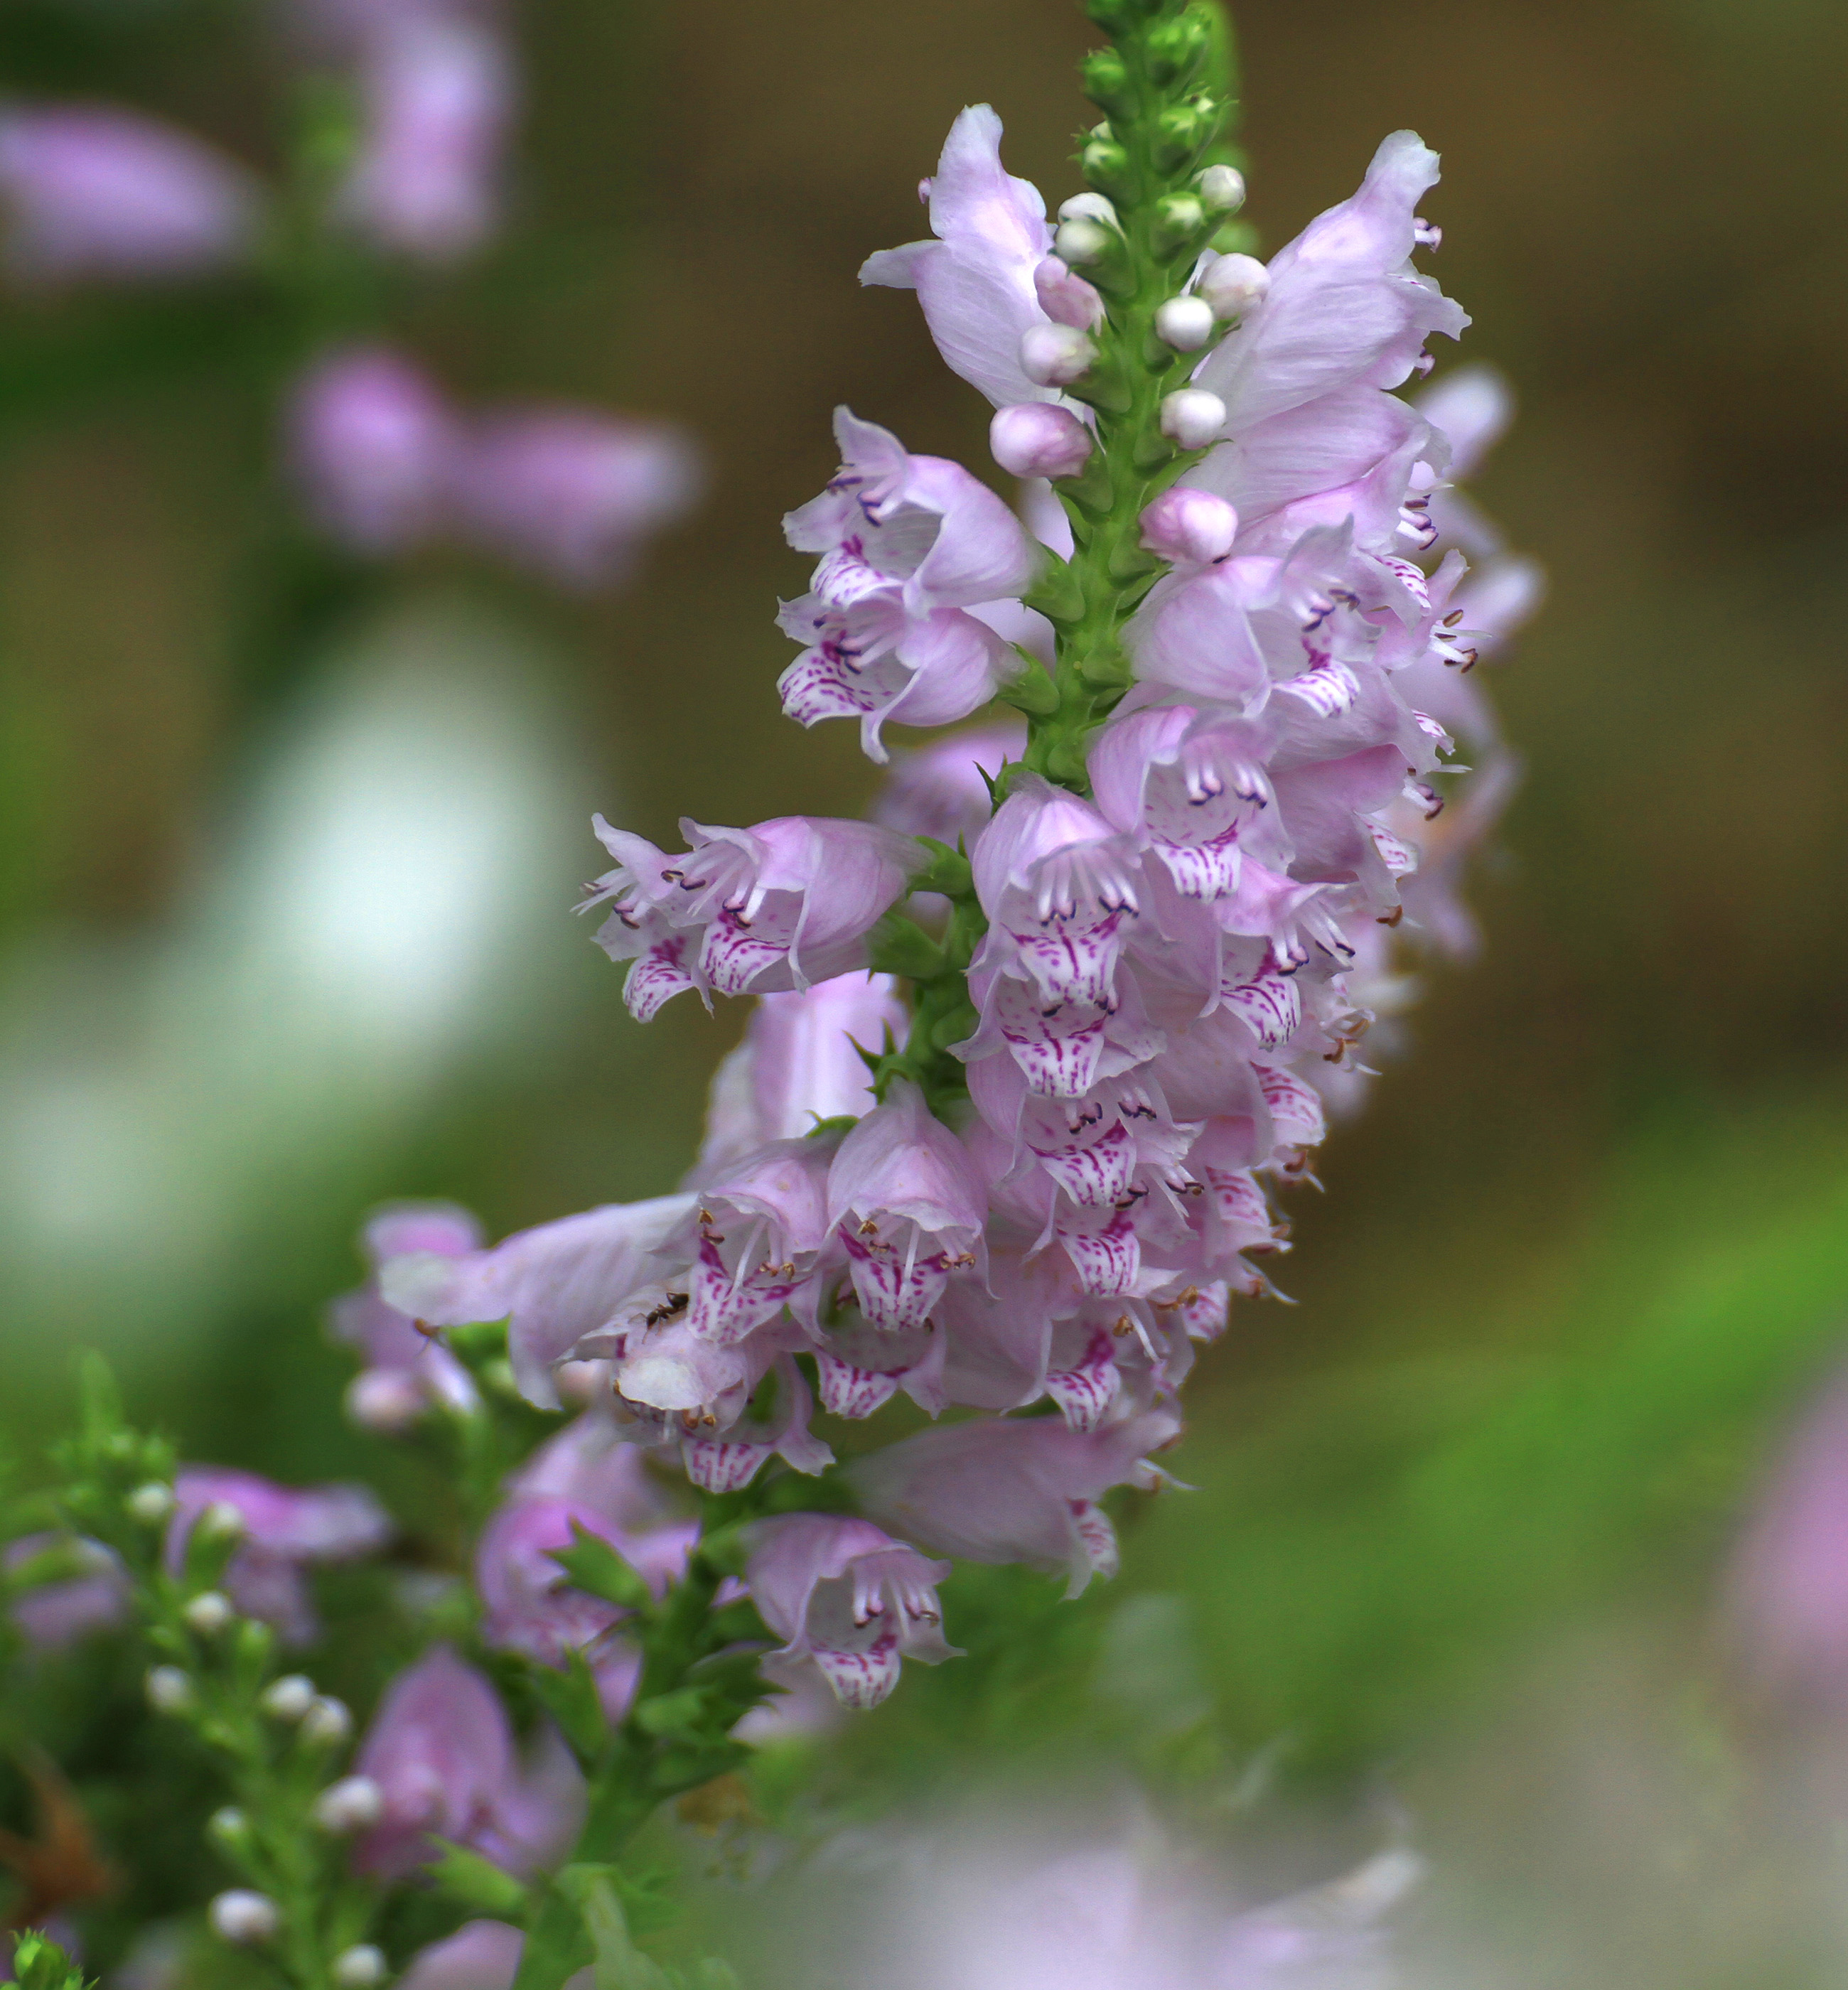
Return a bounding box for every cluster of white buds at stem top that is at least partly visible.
[259,1672,318,1720]
[182,1589,235,1635]
[209,1889,280,1946]
[312,1774,385,1834]
[145,1664,194,1714]
[1196,250,1269,321]
[126,1480,175,1524]
[301,1694,354,1746]
[1158,387,1226,448]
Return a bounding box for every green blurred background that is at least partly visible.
[3,0,1847,1978]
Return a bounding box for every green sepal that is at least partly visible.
[866,912,945,981]
[426,1839,532,1916]
[1144,8,1213,86]
[633,1687,707,1738]
[9,1932,94,1990]
[446,1318,512,1372]
[1079,46,1132,114]
[1022,554,1086,627]
[527,1647,613,1764]
[552,1523,655,1613]
[995,660,1060,718]
[911,838,975,900]
[928,1002,979,1052]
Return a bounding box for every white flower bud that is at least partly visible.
[1053,216,1114,267]
[1198,164,1246,213]
[1058,192,1119,228]
[183,1590,235,1635]
[209,1890,280,1946]
[311,1775,384,1834]
[1019,323,1096,388]
[146,1665,195,1714]
[344,1368,426,1435]
[990,403,1094,481]
[1139,486,1240,565]
[198,1500,247,1544]
[260,1674,317,1721]
[1159,389,1227,451]
[208,1806,252,1852]
[127,1481,176,1524]
[1198,251,1270,322]
[333,1945,388,1988]
[1154,296,1215,352]
[300,1694,353,1746]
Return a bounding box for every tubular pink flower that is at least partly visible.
[0,105,261,285]
[872,719,1026,851]
[336,18,512,262]
[287,346,458,556]
[584,814,920,1011]
[990,403,1094,482]
[860,104,1062,409]
[395,1921,525,1990]
[697,971,909,1173]
[378,1193,694,1408]
[675,1135,837,1344]
[166,1469,392,1645]
[851,1409,1181,1597]
[352,1646,584,1878]
[4,1536,129,1650]
[746,1514,957,1709]
[825,1082,987,1330]
[447,409,702,587]
[328,1200,482,1419]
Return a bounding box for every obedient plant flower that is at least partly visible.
[335,16,512,262]
[0,106,261,285]
[584,814,919,1017]
[395,1920,525,1990]
[380,1193,693,1407]
[288,348,459,558]
[746,1514,955,1709]
[353,1645,583,1878]
[166,1468,391,1645]
[476,1414,696,1712]
[778,408,1043,759]
[4,1535,129,1650]
[825,1082,986,1330]
[328,1201,483,1429]
[851,1410,1181,1598]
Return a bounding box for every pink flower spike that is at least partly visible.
[990,403,1093,482]
[448,409,702,588]
[826,1082,987,1330]
[1139,488,1238,568]
[746,1513,957,1710]
[0,105,262,286]
[353,1646,584,1878]
[851,1409,1181,1598]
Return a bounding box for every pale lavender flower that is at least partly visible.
[287,347,459,556]
[825,1081,986,1330]
[353,1645,583,1878]
[871,718,1025,851]
[328,1200,482,1427]
[336,18,512,262]
[990,402,1093,481]
[745,1513,955,1709]
[448,409,702,587]
[395,1921,525,1990]
[860,104,1064,410]
[0,106,261,285]
[378,1193,693,1408]
[697,970,910,1173]
[477,1415,696,1714]
[583,813,919,1016]
[166,1468,391,1645]
[851,1409,1180,1597]
[4,1534,129,1649]
[1414,362,1513,556]
[778,407,1041,760]
[675,1134,837,1344]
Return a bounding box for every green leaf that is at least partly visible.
[527,1647,613,1764]
[866,911,945,981]
[426,1839,531,1916]
[994,657,1060,718]
[552,1524,654,1613]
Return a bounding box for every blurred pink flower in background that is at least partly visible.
[0,105,262,284]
